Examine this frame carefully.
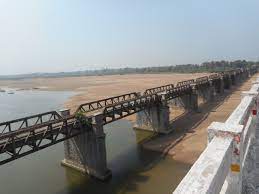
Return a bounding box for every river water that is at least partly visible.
[0,90,191,194]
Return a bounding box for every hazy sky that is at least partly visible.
[0,0,259,75]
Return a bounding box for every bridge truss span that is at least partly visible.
[176,79,195,87]
[194,76,210,89]
[76,92,138,114]
[0,115,92,165]
[144,84,174,95]
[102,94,160,124]
[0,111,62,135]
[165,85,193,101]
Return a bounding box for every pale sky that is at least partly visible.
[0,0,259,75]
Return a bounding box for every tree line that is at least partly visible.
[1,60,258,80]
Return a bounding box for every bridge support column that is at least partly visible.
[180,90,198,111]
[237,73,242,82]
[216,78,224,94]
[224,76,232,90]
[61,111,111,181]
[244,69,250,78]
[245,70,249,79]
[199,85,215,103]
[248,68,252,77]
[236,73,243,83]
[242,70,249,80]
[134,102,171,134]
[231,74,237,85]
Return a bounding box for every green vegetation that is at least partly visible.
[75,111,92,128]
[1,60,258,80]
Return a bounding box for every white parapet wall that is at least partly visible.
[173,76,259,194]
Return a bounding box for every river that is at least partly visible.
[0,90,190,194]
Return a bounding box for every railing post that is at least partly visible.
[208,122,243,194]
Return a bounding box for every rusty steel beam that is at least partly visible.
[102,94,159,124]
[0,111,62,135]
[195,76,209,85]
[0,115,92,165]
[209,73,220,80]
[176,79,195,87]
[76,92,138,113]
[165,85,193,101]
[144,84,174,95]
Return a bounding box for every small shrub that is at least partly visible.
[75,111,91,128]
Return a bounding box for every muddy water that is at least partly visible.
[0,90,191,194]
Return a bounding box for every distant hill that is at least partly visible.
[0,60,258,80]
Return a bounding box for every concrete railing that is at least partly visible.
[173,77,259,194]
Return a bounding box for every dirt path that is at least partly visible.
[142,74,258,164]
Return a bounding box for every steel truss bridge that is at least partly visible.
[0,66,256,165]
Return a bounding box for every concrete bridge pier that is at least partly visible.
[238,72,246,83]
[215,78,225,94]
[180,90,198,112]
[134,102,171,134]
[231,74,237,85]
[248,68,252,77]
[237,73,243,82]
[240,70,249,81]
[198,84,215,103]
[236,73,242,84]
[224,75,232,90]
[60,110,111,181]
[244,70,249,80]
[245,70,249,79]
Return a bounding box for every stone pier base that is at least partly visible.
[198,86,215,103]
[61,111,111,181]
[215,78,225,94]
[231,74,237,85]
[180,92,198,111]
[224,76,232,90]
